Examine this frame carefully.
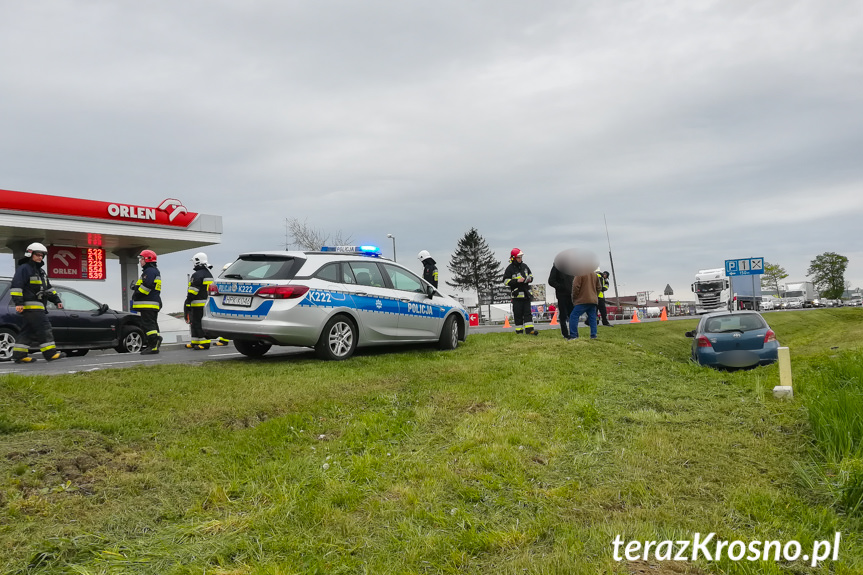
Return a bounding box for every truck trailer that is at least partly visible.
[784,281,817,307]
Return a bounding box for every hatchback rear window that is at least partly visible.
[224,256,306,280]
[705,314,767,333]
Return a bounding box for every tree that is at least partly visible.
[446,228,503,323]
[285,218,353,250]
[760,262,788,295]
[807,251,848,299]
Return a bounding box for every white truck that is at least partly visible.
[691,268,732,314]
[784,281,817,308]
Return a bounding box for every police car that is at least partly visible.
[201,246,469,360]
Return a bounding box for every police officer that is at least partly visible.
[417,250,439,288]
[131,249,162,354]
[503,248,539,335]
[9,242,67,363]
[184,252,214,350]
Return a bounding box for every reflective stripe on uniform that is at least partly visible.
[138,285,152,295]
[146,330,159,336]
[40,344,56,352]
[189,301,206,307]
[10,289,23,297]
[133,302,160,310]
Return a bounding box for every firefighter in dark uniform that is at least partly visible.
[132,249,163,354]
[598,270,613,327]
[184,252,214,350]
[9,242,67,363]
[417,250,439,288]
[503,248,539,335]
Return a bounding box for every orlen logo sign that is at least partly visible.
[106,198,189,222]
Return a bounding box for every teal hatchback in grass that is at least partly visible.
[685,310,779,369]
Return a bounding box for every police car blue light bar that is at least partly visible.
[320,245,382,256]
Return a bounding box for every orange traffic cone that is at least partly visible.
[630,310,641,323]
[503,315,511,328]
[550,311,559,325]
[660,307,668,321]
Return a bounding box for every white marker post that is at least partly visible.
[773,346,793,399]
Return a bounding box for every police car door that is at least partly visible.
[345,261,400,342]
[380,263,442,340]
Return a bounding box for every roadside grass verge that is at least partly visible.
[1,308,862,574]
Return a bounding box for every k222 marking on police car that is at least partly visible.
[308,290,333,304]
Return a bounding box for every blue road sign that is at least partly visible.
[725,257,764,276]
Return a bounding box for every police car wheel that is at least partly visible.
[234,339,272,358]
[0,328,18,361]
[438,315,459,350]
[316,315,357,361]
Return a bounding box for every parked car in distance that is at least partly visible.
[685,310,779,369]
[0,279,145,360]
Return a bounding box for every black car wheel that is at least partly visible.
[234,339,272,358]
[0,328,18,361]
[116,326,145,354]
[315,315,357,360]
[438,314,460,350]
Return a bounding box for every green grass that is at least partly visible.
[1,308,863,574]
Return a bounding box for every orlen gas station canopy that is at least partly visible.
[1,188,222,311]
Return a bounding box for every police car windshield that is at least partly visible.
[223,256,306,281]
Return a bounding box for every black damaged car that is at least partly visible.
[0,278,145,360]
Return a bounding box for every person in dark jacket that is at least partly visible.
[569,271,603,340]
[184,252,214,350]
[503,248,538,335]
[417,250,439,288]
[9,242,67,363]
[131,249,162,354]
[548,264,575,338]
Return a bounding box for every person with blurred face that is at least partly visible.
[569,270,603,340]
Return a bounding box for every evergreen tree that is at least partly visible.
[807,252,848,299]
[446,228,503,323]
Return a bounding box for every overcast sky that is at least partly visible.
[2,1,862,312]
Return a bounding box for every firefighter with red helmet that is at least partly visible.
[131,249,163,354]
[503,248,539,335]
[184,252,214,350]
[9,242,67,363]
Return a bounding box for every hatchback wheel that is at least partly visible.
[116,326,145,353]
[438,315,459,350]
[316,315,357,360]
[0,328,18,361]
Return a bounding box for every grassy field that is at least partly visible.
[1,308,863,574]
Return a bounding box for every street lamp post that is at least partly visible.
[386,234,396,262]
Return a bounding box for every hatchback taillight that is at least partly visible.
[255,285,310,299]
[208,284,219,296]
[696,335,713,348]
[764,329,776,343]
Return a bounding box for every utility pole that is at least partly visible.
[604,214,621,308]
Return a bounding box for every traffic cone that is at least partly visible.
[660,307,668,321]
[550,311,559,325]
[504,315,511,328]
[630,310,641,323]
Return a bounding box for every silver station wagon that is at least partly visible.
[202,246,469,360]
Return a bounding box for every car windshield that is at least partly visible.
[704,314,767,333]
[224,256,305,280]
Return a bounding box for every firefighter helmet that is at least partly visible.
[25,242,48,257]
[191,252,210,267]
[138,249,157,264]
[510,248,524,259]
[417,250,431,261]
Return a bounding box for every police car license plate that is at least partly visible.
[223,295,252,307]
